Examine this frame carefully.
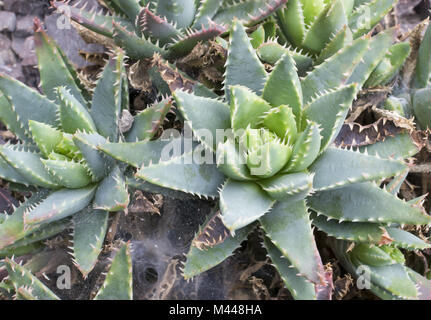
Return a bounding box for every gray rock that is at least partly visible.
[11,35,24,57]
[15,15,36,37]
[2,0,32,15]
[20,36,37,66]
[44,13,104,69]
[0,11,16,32]
[0,63,24,82]
[0,34,15,66]
[11,35,36,66]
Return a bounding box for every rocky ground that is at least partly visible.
[0,0,430,300]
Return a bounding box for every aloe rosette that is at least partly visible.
[253,0,410,88]
[52,0,287,61]
[99,19,431,299]
[0,23,171,280]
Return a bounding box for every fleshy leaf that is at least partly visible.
[28,121,63,157]
[126,98,173,142]
[93,166,129,212]
[165,22,226,59]
[183,223,255,279]
[365,43,411,87]
[0,73,59,133]
[246,139,292,178]
[192,0,221,28]
[0,145,59,189]
[257,42,313,74]
[220,179,275,231]
[91,50,125,142]
[310,147,406,191]
[413,88,431,130]
[301,37,368,104]
[113,22,167,60]
[73,132,115,182]
[310,211,391,243]
[316,26,353,65]
[57,87,96,134]
[304,84,357,151]
[348,0,396,38]
[213,0,287,27]
[108,0,142,23]
[24,185,97,227]
[230,85,272,130]
[52,1,135,38]
[73,207,109,277]
[34,25,87,106]
[3,258,59,300]
[414,23,431,88]
[368,264,418,300]
[258,172,313,201]
[0,94,30,143]
[263,236,316,300]
[216,139,254,181]
[359,133,419,160]
[276,0,305,47]
[42,159,92,189]
[94,242,133,300]
[302,0,347,54]
[250,26,265,49]
[224,20,267,101]
[136,149,224,199]
[0,190,50,250]
[155,0,196,29]
[283,121,321,172]
[260,199,325,284]
[309,182,431,225]
[100,136,184,168]
[0,156,30,186]
[407,269,431,300]
[174,90,230,152]
[387,228,431,250]
[262,105,298,141]
[263,52,302,123]
[347,28,393,89]
[0,218,70,255]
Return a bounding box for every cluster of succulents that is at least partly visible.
[0,0,430,301]
[52,0,287,60]
[100,19,431,299]
[254,0,411,88]
[0,23,173,294]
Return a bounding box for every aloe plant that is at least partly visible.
[0,242,133,300]
[331,237,431,300]
[383,21,431,130]
[99,19,431,299]
[254,0,410,87]
[52,0,287,61]
[0,24,171,278]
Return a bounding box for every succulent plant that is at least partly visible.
[331,235,431,300]
[254,0,410,88]
[0,242,133,300]
[0,23,171,279]
[52,0,287,61]
[99,19,431,299]
[382,21,431,130]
